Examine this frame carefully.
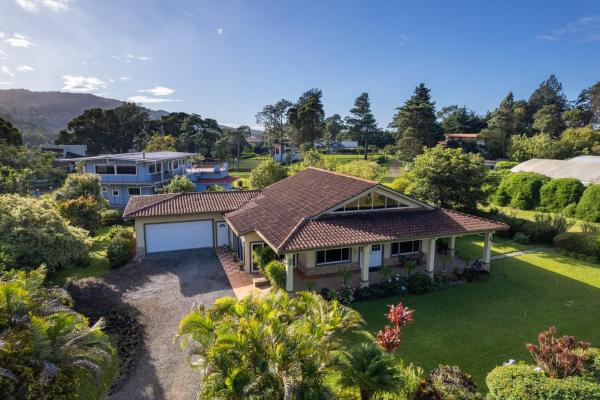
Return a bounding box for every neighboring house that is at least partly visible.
[246,135,264,147]
[314,140,359,153]
[510,155,600,185]
[440,133,485,147]
[41,144,88,158]
[273,142,300,163]
[124,168,507,291]
[187,162,239,192]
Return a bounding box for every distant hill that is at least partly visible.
[0,89,169,145]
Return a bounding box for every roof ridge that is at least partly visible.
[123,192,183,218]
[305,166,379,185]
[277,216,309,252]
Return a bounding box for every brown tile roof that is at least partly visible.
[282,208,508,251]
[224,168,378,249]
[123,190,261,218]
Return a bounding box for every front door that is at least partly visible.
[369,244,382,268]
[216,222,229,247]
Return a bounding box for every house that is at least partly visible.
[187,162,239,192]
[510,155,600,185]
[123,168,507,291]
[273,142,300,163]
[41,144,88,158]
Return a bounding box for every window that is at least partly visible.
[359,193,372,209]
[101,187,107,192]
[316,248,351,265]
[148,163,162,174]
[95,165,115,174]
[372,192,386,209]
[128,187,141,196]
[172,160,179,169]
[116,165,137,175]
[391,240,421,255]
[332,192,411,213]
[371,244,381,252]
[386,198,400,208]
[112,190,119,197]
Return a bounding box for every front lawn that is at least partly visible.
[454,234,534,260]
[47,224,133,286]
[352,245,600,390]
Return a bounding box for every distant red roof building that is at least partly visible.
[444,133,480,139]
[196,176,240,185]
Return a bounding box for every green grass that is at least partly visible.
[454,234,534,260]
[352,242,600,390]
[46,224,133,286]
[483,205,600,233]
[229,155,270,171]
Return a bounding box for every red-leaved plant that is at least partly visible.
[376,303,414,353]
[526,326,590,378]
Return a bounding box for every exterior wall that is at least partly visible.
[134,212,226,254]
[296,246,361,276]
[101,184,155,208]
[240,231,265,272]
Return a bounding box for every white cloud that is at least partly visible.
[15,0,71,12]
[1,66,15,77]
[0,50,7,60]
[125,53,151,61]
[62,75,106,92]
[536,34,558,41]
[537,15,600,42]
[0,32,4,38]
[216,27,223,35]
[0,81,12,85]
[5,33,36,48]
[139,86,175,96]
[119,76,130,82]
[16,64,35,72]
[127,95,180,104]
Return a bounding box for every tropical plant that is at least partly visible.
[177,290,364,399]
[337,341,403,400]
[416,365,482,400]
[376,303,414,353]
[264,260,286,289]
[252,246,278,272]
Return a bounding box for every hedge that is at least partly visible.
[553,232,600,261]
[264,260,287,289]
[540,178,585,213]
[486,364,600,400]
[576,184,600,223]
[492,172,549,210]
[106,227,135,268]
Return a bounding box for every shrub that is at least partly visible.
[161,175,195,193]
[0,194,91,272]
[518,220,557,244]
[553,232,600,261]
[249,159,288,189]
[416,365,482,400]
[492,172,549,210]
[106,228,135,268]
[54,172,105,202]
[389,175,410,193]
[376,303,414,353]
[576,184,600,222]
[513,232,530,244]
[494,161,518,170]
[264,260,286,289]
[527,326,590,378]
[407,272,432,294]
[336,160,386,181]
[540,178,585,213]
[100,208,122,225]
[534,213,574,235]
[252,246,277,272]
[563,203,577,216]
[58,195,104,231]
[486,364,600,400]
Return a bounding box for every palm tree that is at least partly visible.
[337,341,403,400]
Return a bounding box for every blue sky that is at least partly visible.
[1,0,599,128]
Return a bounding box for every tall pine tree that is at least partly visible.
[345,93,377,159]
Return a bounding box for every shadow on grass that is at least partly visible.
[350,251,600,390]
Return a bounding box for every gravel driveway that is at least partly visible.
[80,249,233,400]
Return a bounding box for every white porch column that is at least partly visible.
[449,236,456,258]
[483,232,493,264]
[360,245,370,288]
[285,253,294,292]
[427,237,437,279]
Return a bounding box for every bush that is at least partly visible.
[513,232,530,244]
[563,203,577,216]
[161,175,195,193]
[540,178,585,213]
[576,184,600,222]
[417,365,482,400]
[100,208,122,225]
[249,159,288,189]
[527,326,590,378]
[494,161,518,170]
[518,220,558,244]
[264,260,286,289]
[492,172,549,210]
[106,228,135,268]
[407,272,432,294]
[486,364,600,400]
[58,195,104,231]
[0,194,91,272]
[252,246,278,272]
[54,173,105,202]
[554,232,600,261]
[534,213,574,235]
[336,160,386,181]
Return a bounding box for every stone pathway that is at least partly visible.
[216,249,270,299]
[490,248,545,261]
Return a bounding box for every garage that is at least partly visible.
[145,220,213,253]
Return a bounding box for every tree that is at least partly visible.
[390,84,441,160]
[559,126,600,155]
[287,89,325,146]
[178,114,222,155]
[54,173,105,203]
[0,116,23,146]
[54,174,106,231]
[249,159,288,189]
[0,195,91,271]
[337,342,403,400]
[577,81,600,128]
[256,99,293,160]
[324,114,344,145]
[437,105,486,133]
[508,134,569,162]
[0,267,116,399]
[481,92,521,158]
[528,74,568,119]
[336,160,386,181]
[406,146,487,211]
[144,134,177,152]
[532,104,564,136]
[162,175,195,193]
[177,291,364,400]
[346,93,378,160]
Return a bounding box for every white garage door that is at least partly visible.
[145,220,213,253]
